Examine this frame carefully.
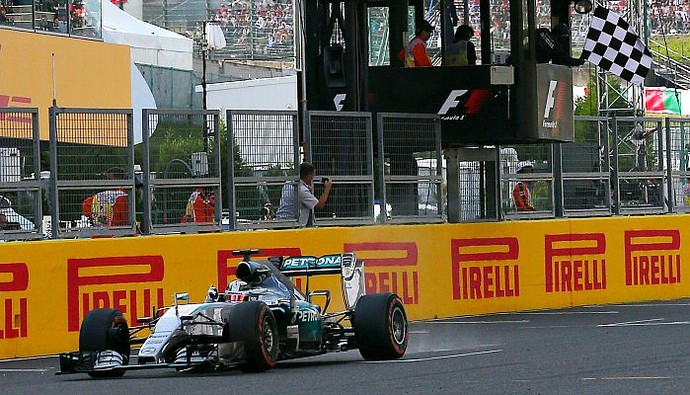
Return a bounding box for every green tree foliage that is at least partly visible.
[649,36,690,62]
[573,73,634,143]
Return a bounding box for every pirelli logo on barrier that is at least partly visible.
[216,248,302,290]
[625,230,681,286]
[67,256,165,332]
[451,238,520,300]
[545,233,607,293]
[0,263,29,339]
[344,242,419,305]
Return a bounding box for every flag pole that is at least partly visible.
[51,53,57,107]
[202,21,208,111]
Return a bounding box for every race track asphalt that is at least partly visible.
[3,300,690,395]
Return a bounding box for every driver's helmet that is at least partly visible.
[226,279,247,293]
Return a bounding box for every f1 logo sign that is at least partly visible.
[438,90,469,115]
[543,80,558,118]
[333,94,346,111]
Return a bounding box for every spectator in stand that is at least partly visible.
[0,3,7,24]
[398,19,434,67]
[513,161,535,211]
[181,188,215,223]
[70,0,86,28]
[82,167,130,227]
[216,3,229,25]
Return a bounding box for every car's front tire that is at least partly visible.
[353,293,408,360]
[79,308,130,378]
[225,301,279,372]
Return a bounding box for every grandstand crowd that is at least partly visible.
[649,0,690,35]
[211,0,293,59]
[151,0,689,63]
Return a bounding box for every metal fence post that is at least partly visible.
[31,109,42,233]
[553,142,564,218]
[602,118,612,215]
[376,114,387,224]
[665,117,674,213]
[127,111,136,233]
[611,114,620,216]
[211,112,222,225]
[142,109,152,234]
[227,109,237,230]
[48,106,59,239]
[445,148,460,223]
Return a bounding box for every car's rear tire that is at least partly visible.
[353,293,408,360]
[225,301,278,372]
[79,308,130,378]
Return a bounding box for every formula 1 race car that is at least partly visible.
[58,249,408,377]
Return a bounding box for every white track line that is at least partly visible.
[0,368,51,373]
[366,349,503,364]
[517,311,619,315]
[427,320,528,324]
[611,303,690,307]
[583,376,672,380]
[598,318,664,327]
[600,321,690,327]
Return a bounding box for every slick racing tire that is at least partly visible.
[225,301,279,372]
[79,308,130,378]
[353,293,408,360]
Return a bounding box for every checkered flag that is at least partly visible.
[582,6,653,86]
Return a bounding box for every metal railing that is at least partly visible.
[227,110,300,230]
[307,111,376,226]
[0,108,43,240]
[141,109,222,234]
[377,113,443,224]
[48,107,136,238]
[500,143,556,220]
[561,116,611,217]
[664,117,690,213]
[5,108,690,241]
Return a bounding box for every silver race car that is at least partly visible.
[58,249,409,377]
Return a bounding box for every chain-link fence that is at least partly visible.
[10,105,690,242]
[141,109,222,234]
[307,111,375,226]
[665,117,690,213]
[49,107,136,238]
[612,116,666,215]
[500,143,555,219]
[227,110,299,229]
[562,116,611,217]
[377,113,443,224]
[137,64,197,109]
[0,108,43,241]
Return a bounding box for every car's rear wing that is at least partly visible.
[274,252,364,310]
[278,253,349,276]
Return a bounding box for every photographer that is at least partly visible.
[275,162,332,227]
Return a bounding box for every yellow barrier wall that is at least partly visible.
[0,29,131,140]
[0,215,688,359]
